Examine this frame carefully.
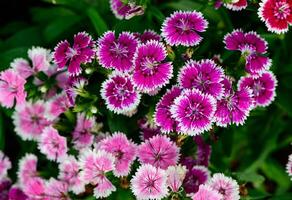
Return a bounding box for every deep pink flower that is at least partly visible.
[0,69,26,108]
[17,154,38,186]
[238,71,277,107]
[23,177,47,199]
[224,0,248,11]
[13,101,52,141]
[134,30,161,43]
[98,132,137,177]
[101,72,141,116]
[137,135,180,169]
[110,0,144,20]
[192,185,223,200]
[54,32,95,76]
[46,92,73,120]
[0,151,11,180]
[0,177,12,200]
[72,113,95,149]
[286,154,292,180]
[214,77,253,126]
[183,165,210,194]
[45,178,70,200]
[161,11,208,46]
[130,164,168,200]
[132,40,173,94]
[166,165,187,192]
[170,89,216,135]
[258,0,292,34]
[138,117,161,141]
[8,186,28,200]
[58,156,85,194]
[79,148,116,198]
[97,31,138,72]
[224,30,271,76]
[154,86,182,133]
[38,126,68,162]
[178,59,224,99]
[207,173,240,200]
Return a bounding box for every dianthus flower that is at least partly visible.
[23,177,47,199]
[17,154,38,186]
[192,184,223,200]
[138,117,160,141]
[45,178,70,200]
[46,92,73,120]
[224,0,248,11]
[0,151,11,180]
[286,154,292,180]
[166,164,187,192]
[110,0,144,20]
[183,165,210,194]
[134,30,161,43]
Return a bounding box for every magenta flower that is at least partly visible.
[17,154,38,186]
[192,185,223,200]
[0,69,26,108]
[194,135,212,167]
[8,186,28,200]
[183,165,210,194]
[224,0,248,11]
[286,154,292,180]
[46,92,73,120]
[138,117,161,141]
[208,173,240,200]
[13,100,52,141]
[0,151,11,180]
[134,30,161,43]
[45,178,70,200]
[132,40,173,94]
[154,86,182,133]
[98,132,137,177]
[130,164,168,200]
[38,126,68,162]
[214,77,253,126]
[58,156,85,194]
[161,11,208,46]
[0,178,11,200]
[79,148,116,198]
[258,0,292,34]
[238,71,277,107]
[178,59,224,99]
[224,30,271,76]
[110,0,144,20]
[137,135,180,169]
[72,113,95,149]
[23,177,47,199]
[54,32,95,76]
[166,165,187,192]
[97,31,138,72]
[170,89,216,135]
[101,72,141,116]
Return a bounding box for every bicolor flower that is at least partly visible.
[110,0,144,20]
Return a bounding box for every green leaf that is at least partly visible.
[236,171,265,187]
[86,7,108,36]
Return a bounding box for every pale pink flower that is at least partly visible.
[166,164,187,192]
[45,178,70,200]
[17,153,38,186]
[0,151,11,180]
[46,92,73,120]
[192,185,223,200]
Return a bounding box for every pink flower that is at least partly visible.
[110,0,144,20]
[101,72,141,116]
[132,40,173,94]
[170,89,216,135]
[23,177,47,199]
[224,0,248,11]
[130,164,168,200]
[224,30,271,76]
[54,32,95,76]
[13,100,52,141]
[154,86,182,133]
[238,71,277,107]
[10,58,33,79]
[28,46,51,73]
[98,132,137,177]
[45,178,70,200]
[17,154,38,186]
[207,173,240,200]
[72,113,95,149]
[134,30,161,43]
[258,0,292,34]
[97,31,138,72]
[38,126,68,162]
[79,148,116,198]
[192,185,223,200]
[214,77,253,126]
[0,69,26,108]
[183,165,210,194]
[46,92,73,120]
[58,156,85,194]
[0,151,11,180]
[286,154,292,180]
[161,11,208,46]
[178,59,224,99]
[137,135,180,169]
[166,165,187,192]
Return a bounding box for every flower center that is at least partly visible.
[253,82,263,96]
[66,47,78,58]
[240,44,256,57]
[110,42,129,58]
[176,19,193,33]
[274,2,290,19]
[141,57,158,74]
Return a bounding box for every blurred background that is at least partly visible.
[0,0,292,199]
